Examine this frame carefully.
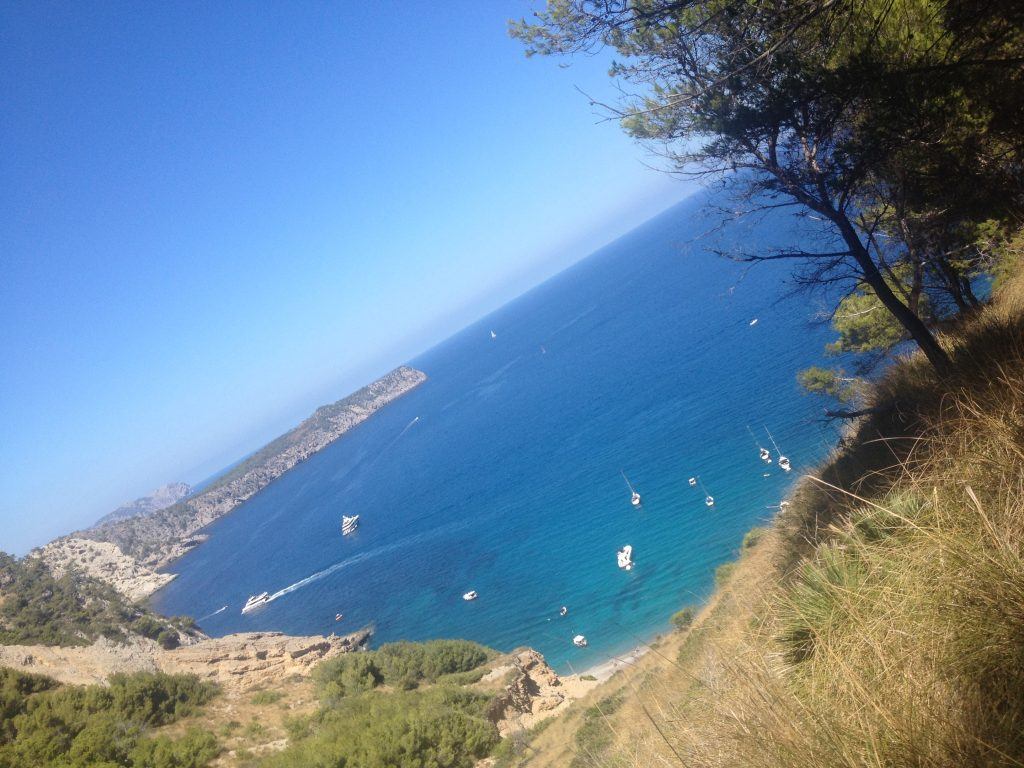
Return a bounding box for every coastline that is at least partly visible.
[39,366,427,600]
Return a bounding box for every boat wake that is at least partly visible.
[264,517,476,605]
[198,605,228,621]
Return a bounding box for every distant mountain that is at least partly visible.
[94,482,192,527]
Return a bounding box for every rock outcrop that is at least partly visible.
[34,538,176,602]
[66,366,426,591]
[0,628,370,692]
[485,649,591,736]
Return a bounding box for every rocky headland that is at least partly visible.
[43,366,426,597]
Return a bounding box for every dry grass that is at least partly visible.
[510,262,1024,767]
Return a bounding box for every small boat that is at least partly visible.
[749,318,759,326]
[621,471,642,506]
[697,477,715,507]
[490,330,497,339]
[463,590,478,601]
[617,545,634,571]
[335,613,344,621]
[688,477,697,487]
[541,345,547,354]
[241,592,270,614]
[559,606,568,617]
[748,426,772,464]
[765,427,791,472]
[341,515,359,536]
[573,634,588,648]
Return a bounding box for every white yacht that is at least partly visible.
[559,606,568,617]
[759,447,772,463]
[341,515,359,536]
[688,477,697,487]
[242,592,270,614]
[573,634,588,648]
[490,330,497,339]
[617,545,634,571]
[705,495,715,507]
[463,590,478,601]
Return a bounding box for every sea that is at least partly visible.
[152,191,842,671]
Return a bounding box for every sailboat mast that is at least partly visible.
[620,470,635,493]
[764,427,782,453]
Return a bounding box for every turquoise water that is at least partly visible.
[152,193,840,670]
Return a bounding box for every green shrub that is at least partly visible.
[670,607,696,630]
[742,526,767,549]
[315,639,492,700]
[261,687,498,768]
[0,669,217,767]
[250,689,283,706]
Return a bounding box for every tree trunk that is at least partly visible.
[835,217,952,375]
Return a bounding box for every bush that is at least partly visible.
[250,689,283,706]
[261,687,498,768]
[315,639,492,700]
[670,607,696,630]
[742,527,766,549]
[0,669,218,767]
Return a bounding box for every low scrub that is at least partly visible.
[315,638,492,699]
[0,668,218,767]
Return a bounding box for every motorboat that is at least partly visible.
[242,592,270,614]
[573,634,588,648]
[341,515,359,535]
[617,545,634,571]
[688,477,697,487]
[463,590,478,601]
[559,606,568,617]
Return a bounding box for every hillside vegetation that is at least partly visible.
[0,554,196,648]
[503,262,1024,767]
[0,668,217,768]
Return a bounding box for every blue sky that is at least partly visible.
[0,1,690,554]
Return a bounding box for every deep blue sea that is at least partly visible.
[153,192,841,671]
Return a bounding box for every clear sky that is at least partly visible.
[0,1,690,554]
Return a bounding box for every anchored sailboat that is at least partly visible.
[698,477,715,507]
[747,425,772,464]
[621,471,642,506]
[764,427,791,472]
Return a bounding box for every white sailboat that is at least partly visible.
[617,545,634,571]
[765,427,791,472]
[490,330,497,339]
[241,592,270,614]
[341,515,359,536]
[747,425,772,464]
[621,471,642,506]
[573,634,588,647]
[698,478,715,507]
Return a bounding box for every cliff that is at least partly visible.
[0,628,371,691]
[63,366,426,582]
